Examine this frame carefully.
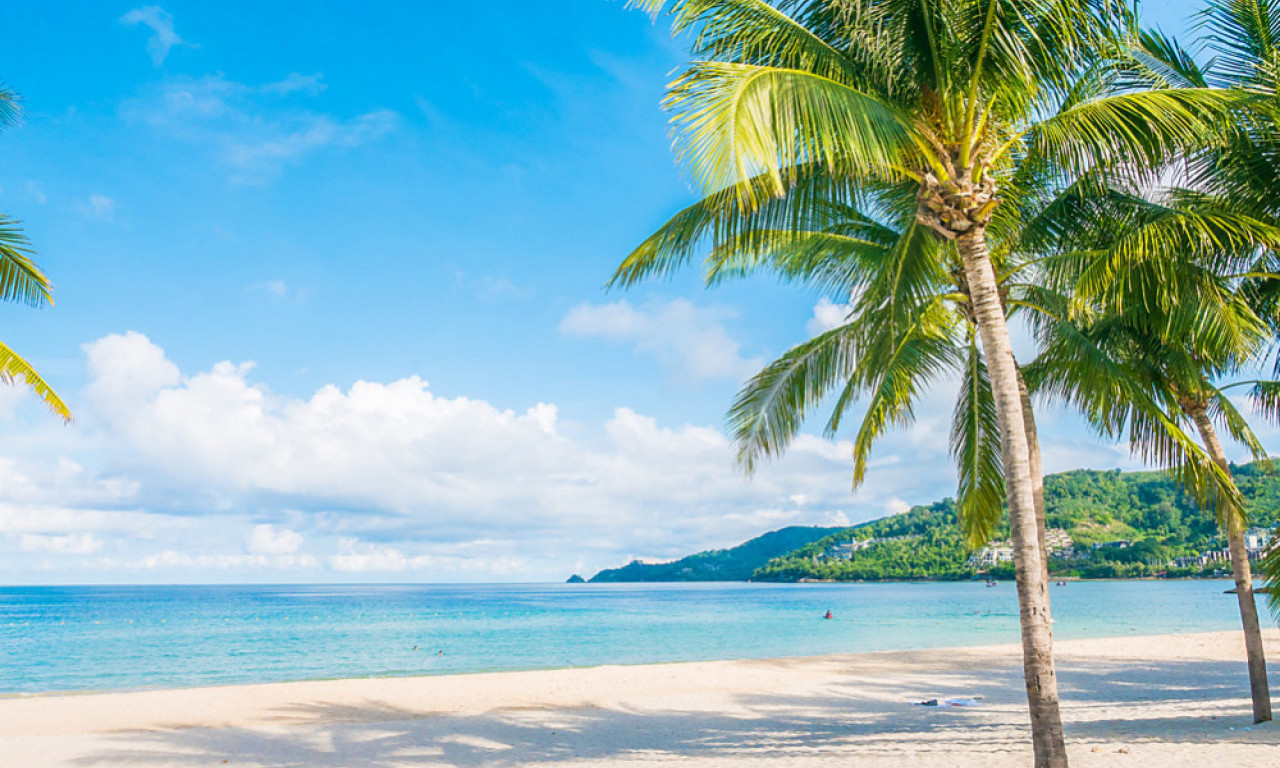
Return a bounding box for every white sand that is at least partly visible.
[1,629,1277,767]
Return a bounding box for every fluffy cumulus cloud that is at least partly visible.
[1,326,1215,584]
[122,72,397,182]
[560,299,764,382]
[0,331,971,583]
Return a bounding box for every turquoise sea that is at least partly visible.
[1,580,1273,694]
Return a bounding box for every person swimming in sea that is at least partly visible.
[824,610,833,620]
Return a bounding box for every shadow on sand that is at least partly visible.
[70,655,1276,767]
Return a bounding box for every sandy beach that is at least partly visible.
[1,629,1276,767]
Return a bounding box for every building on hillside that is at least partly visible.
[1245,527,1274,556]
[1172,549,1231,569]
[968,540,1014,569]
[1168,529,1276,569]
[1045,528,1074,557]
[824,539,872,561]
[823,535,920,561]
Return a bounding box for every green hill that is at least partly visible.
[753,461,1280,582]
[588,525,844,582]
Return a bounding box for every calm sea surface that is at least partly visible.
[1,580,1272,694]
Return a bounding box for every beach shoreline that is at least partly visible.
[2,628,1277,766]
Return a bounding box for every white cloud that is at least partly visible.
[76,193,116,223]
[121,6,189,66]
[122,74,397,183]
[0,329,1210,583]
[247,524,302,555]
[560,299,764,382]
[329,539,421,573]
[883,497,912,515]
[47,331,904,578]
[19,533,102,555]
[806,298,851,336]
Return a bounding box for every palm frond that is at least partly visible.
[1199,0,1280,91]
[665,62,918,206]
[1032,88,1257,173]
[951,331,1004,547]
[0,341,71,422]
[1125,28,1209,89]
[1260,524,1280,618]
[631,0,864,85]
[0,217,54,307]
[1208,389,1273,467]
[729,321,859,473]
[846,300,958,489]
[704,229,891,292]
[0,85,21,129]
[1249,379,1280,421]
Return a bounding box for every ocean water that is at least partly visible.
[1,580,1273,694]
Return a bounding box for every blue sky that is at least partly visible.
[0,0,1254,583]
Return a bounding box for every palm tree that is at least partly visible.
[1027,183,1279,722]
[0,86,71,421]
[1088,4,1280,721]
[612,3,1250,763]
[1155,0,1280,631]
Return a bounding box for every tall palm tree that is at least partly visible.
[0,86,71,421]
[1028,183,1279,722]
[612,3,1250,763]
[1159,0,1280,628]
[1092,4,1280,720]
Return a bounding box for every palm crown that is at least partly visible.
[624,0,1248,220]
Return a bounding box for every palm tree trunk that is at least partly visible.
[1188,405,1272,723]
[958,228,1067,768]
[1017,369,1050,578]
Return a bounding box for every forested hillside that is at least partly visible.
[587,526,842,582]
[753,462,1280,581]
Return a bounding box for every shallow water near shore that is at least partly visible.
[1,580,1273,694]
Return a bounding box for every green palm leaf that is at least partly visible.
[0,85,20,128]
[1208,389,1273,467]
[1200,0,1280,91]
[951,331,1004,547]
[0,341,71,422]
[845,300,958,488]
[728,321,859,473]
[666,62,919,204]
[631,0,863,85]
[1032,88,1257,172]
[0,217,54,307]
